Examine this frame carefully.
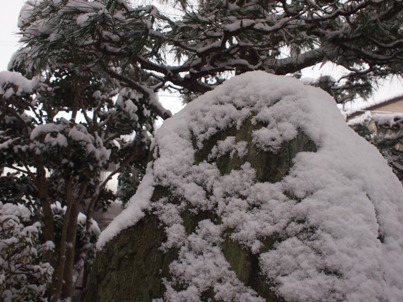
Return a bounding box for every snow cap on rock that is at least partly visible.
[98,71,403,302]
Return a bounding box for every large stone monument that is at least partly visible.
[86,72,403,302]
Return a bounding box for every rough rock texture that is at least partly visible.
[86,72,403,302]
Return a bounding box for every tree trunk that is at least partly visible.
[61,201,80,300]
[61,180,89,300]
[36,164,55,265]
[50,178,73,302]
[80,265,90,302]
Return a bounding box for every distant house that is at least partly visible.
[347,94,403,120]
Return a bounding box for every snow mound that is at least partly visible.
[98,71,403,301]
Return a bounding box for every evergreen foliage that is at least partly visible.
[0,201,53,302]
[351,114,403,182]
[0,201,99,302]
[12,0,403,104]
[0,67,153,300]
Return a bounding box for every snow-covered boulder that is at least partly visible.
[86,72,403,302]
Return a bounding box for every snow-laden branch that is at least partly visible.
[107,69,172,119]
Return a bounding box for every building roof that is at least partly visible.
[347,94,403,120]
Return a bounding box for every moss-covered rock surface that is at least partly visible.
[87,72,403,302]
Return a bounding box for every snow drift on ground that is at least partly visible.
[97,71,403,302]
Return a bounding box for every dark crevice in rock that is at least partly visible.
[249,254,285,302]
[221,233,285,300]
[365,193,386,244]
[221,238,285,302]
[151,185,182,205]
[152,185,168,202]
[252,130,317,183]
[193,125,238,165]
[182,208,221,235]
[200,288,215,301]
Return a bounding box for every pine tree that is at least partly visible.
[0,67,153,300]
[13,0,403,106]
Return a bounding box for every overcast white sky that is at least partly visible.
[0,0,26,71]
[0,1,401,112]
